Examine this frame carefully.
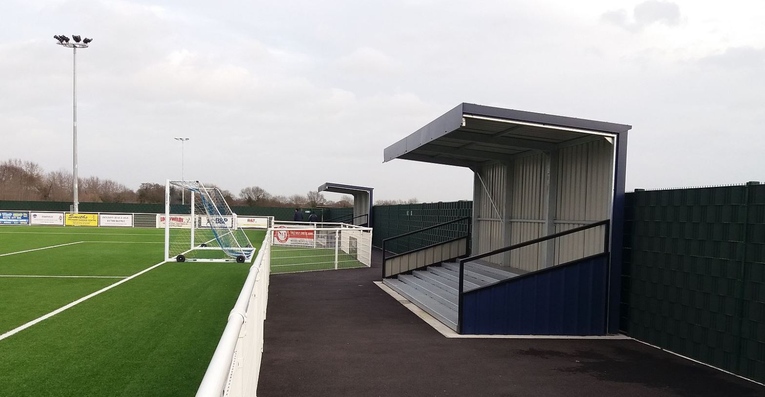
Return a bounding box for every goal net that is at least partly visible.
[270,222,372,273]
[164,180,255,263]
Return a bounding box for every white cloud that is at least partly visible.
[337,47,403,76]
[2,0,765,201]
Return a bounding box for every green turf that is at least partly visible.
[0,225,360,396]
[270,246,366,273]
[167,229,265,261]
[0,226,267,397]
[0,277,118,333]
[0,262,249,397]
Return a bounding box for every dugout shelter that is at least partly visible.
[318,182,373,227]
[383,103,631,334]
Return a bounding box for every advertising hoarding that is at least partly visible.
[65,213,98,227]
[99,214,133,227]
[30,212,65,226]
[0,211,29,225]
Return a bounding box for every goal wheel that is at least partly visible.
[236,255,245,263]
[200,243,207,247]
[176,254,186,262]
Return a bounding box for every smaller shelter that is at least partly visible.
[318,182,373,226]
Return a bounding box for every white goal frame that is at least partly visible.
[164,179,255,263]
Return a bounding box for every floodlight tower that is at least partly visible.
[174,137,190,205]
[54,34,93,214]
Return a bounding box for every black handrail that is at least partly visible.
[328,213,369,225]
[382,216,471,278]
[457,219,610,333]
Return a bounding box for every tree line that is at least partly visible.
[0,159,360,207]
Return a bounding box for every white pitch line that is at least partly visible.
[0,259,169,342]
[79,241,164,244]
[0,241,84,257]
[0,275,127,279]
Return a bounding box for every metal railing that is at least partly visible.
[382,216,471,278]
[328,213,369,226]
[457,219,610,332]
[196,236,271,397]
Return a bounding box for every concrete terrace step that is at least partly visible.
[412,269,458,293]
[385,262,521,332]
[442,261,519,284]
[399,274,458,309]
[427,267,482,290]
[431,264,498,290]
[383,278,458,331]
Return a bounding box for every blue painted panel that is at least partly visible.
[461,255,609,335]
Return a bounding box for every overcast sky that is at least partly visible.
[2,0,763,202]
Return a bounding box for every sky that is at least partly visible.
[1,0,764,202]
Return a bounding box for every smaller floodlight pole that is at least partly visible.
[174,137,190,205]
[54,34,92,214]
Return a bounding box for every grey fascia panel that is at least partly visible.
[383,104,466,163]
[318,182,374,196]
[383,103,632,166]
[461,103,632,135]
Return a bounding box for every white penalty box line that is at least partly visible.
[0,259,170,342]
[0,275,127,279]
[0,241,85,257]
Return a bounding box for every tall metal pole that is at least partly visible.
[54,35,91,214]
[174,137,189,205]
[72,46,79,213]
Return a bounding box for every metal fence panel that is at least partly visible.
[622,183,765,384]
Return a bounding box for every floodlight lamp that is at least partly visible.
[72,35,81,43]
[83,38,93,44]
[54,35,61,42]
[62,35,70,42]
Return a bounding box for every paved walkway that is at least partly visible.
[257,251,764,397]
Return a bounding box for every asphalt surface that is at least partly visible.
[257,250,764,397]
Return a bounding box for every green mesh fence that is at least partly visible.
[372,201,472,250]
[622,183,765,383]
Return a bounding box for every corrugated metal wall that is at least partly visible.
[475,162,509,265]
[474,138,614,272]
[507,153,547,271]
[555,138,614,264]
[622,183,765,384]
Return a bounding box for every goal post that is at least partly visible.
[164,180,256,263]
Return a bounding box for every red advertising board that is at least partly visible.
[273,228,315,247]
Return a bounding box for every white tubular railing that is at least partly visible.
[196,235,271,397]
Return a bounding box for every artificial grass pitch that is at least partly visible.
[0,263,248,397]
[0,226,264,397]
[270,246,367,274]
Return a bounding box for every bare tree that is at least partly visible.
[137,183,165,204]
[306,191,326,207]
[80,176,135,203]
[240,186,271,206]
[336,195,353,208]
[375,198,419,205]
[0,159,44,200]
[289,194,306,207]
[38,169,73,201]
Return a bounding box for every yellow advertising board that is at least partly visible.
[65,213,98,227]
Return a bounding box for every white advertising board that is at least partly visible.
[100,214,133,227]
[199,215,235,228]
[237,216,270,229]
[30,212,65,226]
[157,215,192,229]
